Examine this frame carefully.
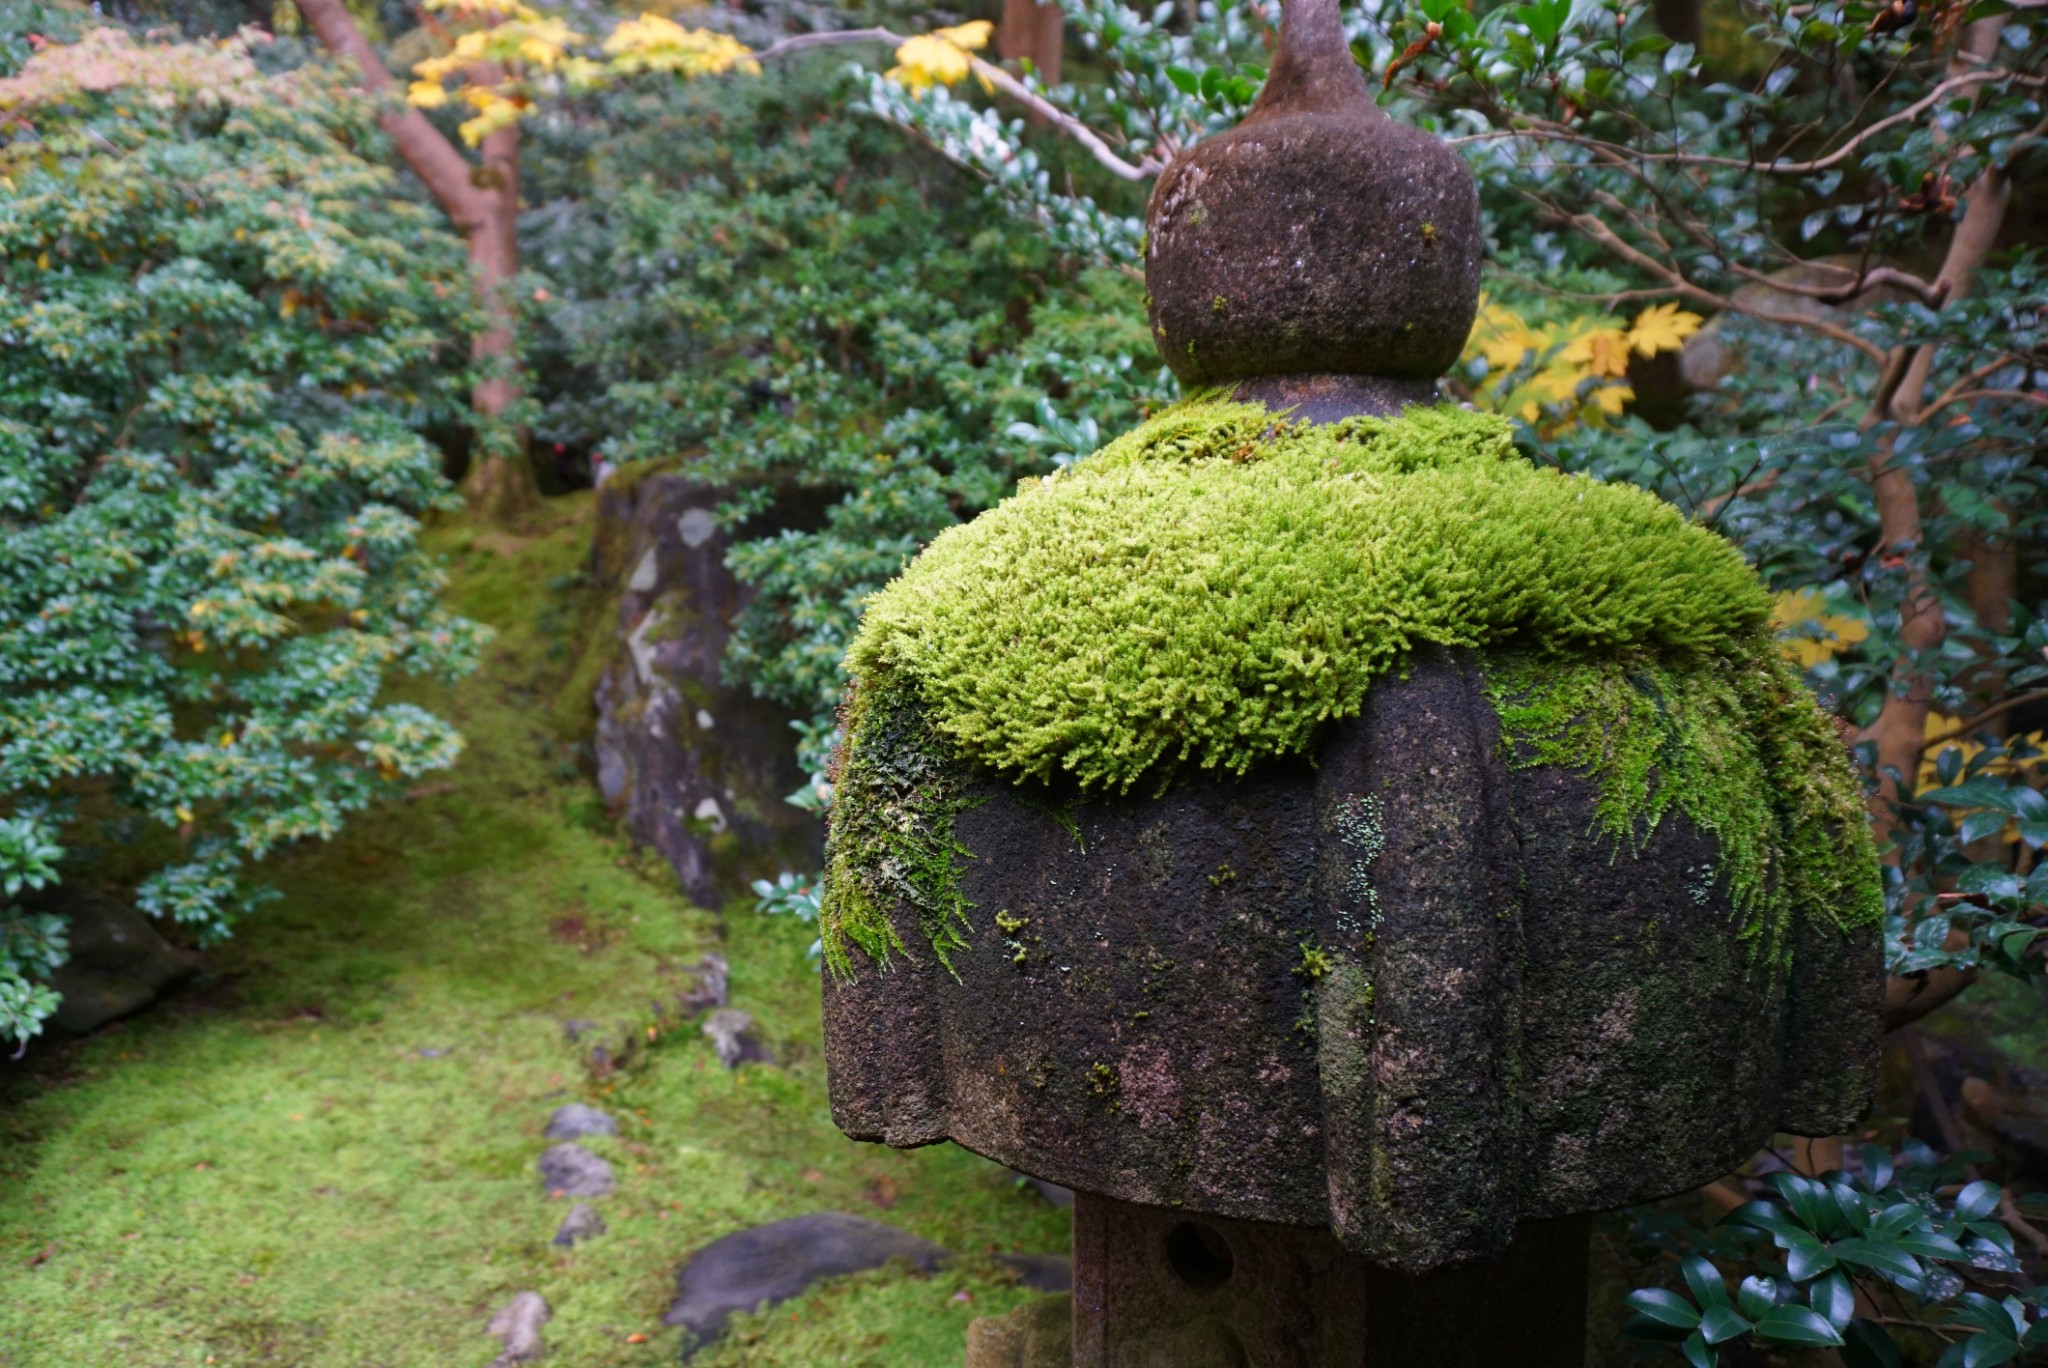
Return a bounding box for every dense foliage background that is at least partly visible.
[0,0,2045,1360]
[0,30,483,1045]
[518,53,1170,753]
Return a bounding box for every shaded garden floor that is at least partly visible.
[0,495,1067,1366]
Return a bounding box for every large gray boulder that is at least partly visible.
[589,469,820,906]
[36,887,196,1038]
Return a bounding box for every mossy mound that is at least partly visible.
[848,398,1770,791]
[826,396,1879,972]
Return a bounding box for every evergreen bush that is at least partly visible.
[0,31,483,1047]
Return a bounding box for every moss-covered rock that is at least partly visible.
[849,397,1768,791]
[824,396,1878,971]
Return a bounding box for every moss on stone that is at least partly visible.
[1483,651,1882,967]
[825,394,1875,970]
[848,395,1769,793]
[819,677,979,981]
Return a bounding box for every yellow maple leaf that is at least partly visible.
[1770,589,1869,667]
[1626,301,1704,356]
[887,21,995,92]
[408,78,449,108]
[1588,382,1634,416]
[931,20,994,50]
[1464,299,1542,373]
[1558,327,1632,379]
[602,14,758,76]
[888,33,971,89]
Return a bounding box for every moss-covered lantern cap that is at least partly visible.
[1144,0,1482,399]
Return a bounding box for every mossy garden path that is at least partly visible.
[0,495,1067,1367]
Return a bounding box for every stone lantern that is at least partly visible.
[817,1,1885,1361]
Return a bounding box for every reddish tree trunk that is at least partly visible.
[294,0,534,517]
[1861,18,2011,851]
[1000,0,1064,86]
[1864,20,2013,1033]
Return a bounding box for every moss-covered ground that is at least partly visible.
[0,494,1068,1367]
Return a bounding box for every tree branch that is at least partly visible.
[1919,690,2048,752]
[294,0,491,228]
[1565,211,1890,362]
[1725,261,1948,307]
[1453,71,2017,176]
[748,28,1161,181]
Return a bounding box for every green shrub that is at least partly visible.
[521,54,1174,741]
[0,30,483,1047]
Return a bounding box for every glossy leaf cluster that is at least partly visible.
[1626,1146,2048,1367]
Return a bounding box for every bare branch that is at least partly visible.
[1725,261,1949,306]
[1566,212,1890,362]
[1920,690,2048,751]
[747,28,1161,181]
[295,0,492,227]
[1451,72,2014,176]
[970,56,1164,180]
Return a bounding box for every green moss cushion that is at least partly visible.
[828,396,1881,972]
[849,398,1769,790]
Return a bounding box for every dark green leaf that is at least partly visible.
[1868,1203,1924,1241]
[1785,1233,1837,1281]
[1625,1287,1702,1334]
[1753,1304,1846,1347]
[1893,1230,1968,1260]
[1952,1292,2022,1339]
[1831,1236,1924,1282]
[1684,1255,1731,1309]
[1955,1180,2002,1222]
[1841,1318,1901,1368]
[1921,779,2019,813]
[1962,809,2012,844]
[1957,866,2024,900]
[1726,1200,1805,1241]
[1809,1271,1855,1330]
[1962,1334,2021,1368]
[1699,1305,1752,1345]
[1737,1274,1780,1319]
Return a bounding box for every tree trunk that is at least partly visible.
[1863,18,2012,1034]
[1651,0,1701,47]
[294,0,536,517]
[1959,523,2017,713]
[1000,0,1064,86]
[457,65,536,520]
[1859,17,2011,851]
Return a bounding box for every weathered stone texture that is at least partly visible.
[823,650,1879,1271]
[591,470,819,906]
[1143,0,1481,387]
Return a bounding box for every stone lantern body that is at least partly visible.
[818,2,1885,1361]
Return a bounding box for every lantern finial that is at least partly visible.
[1144,0,1482,408]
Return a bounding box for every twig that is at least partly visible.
[747,28,1161,181]
[1449,72,2014,175]
[1566,212,1890,363]
[1919,690,2048,751]
[2000,1191,2048,1257]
